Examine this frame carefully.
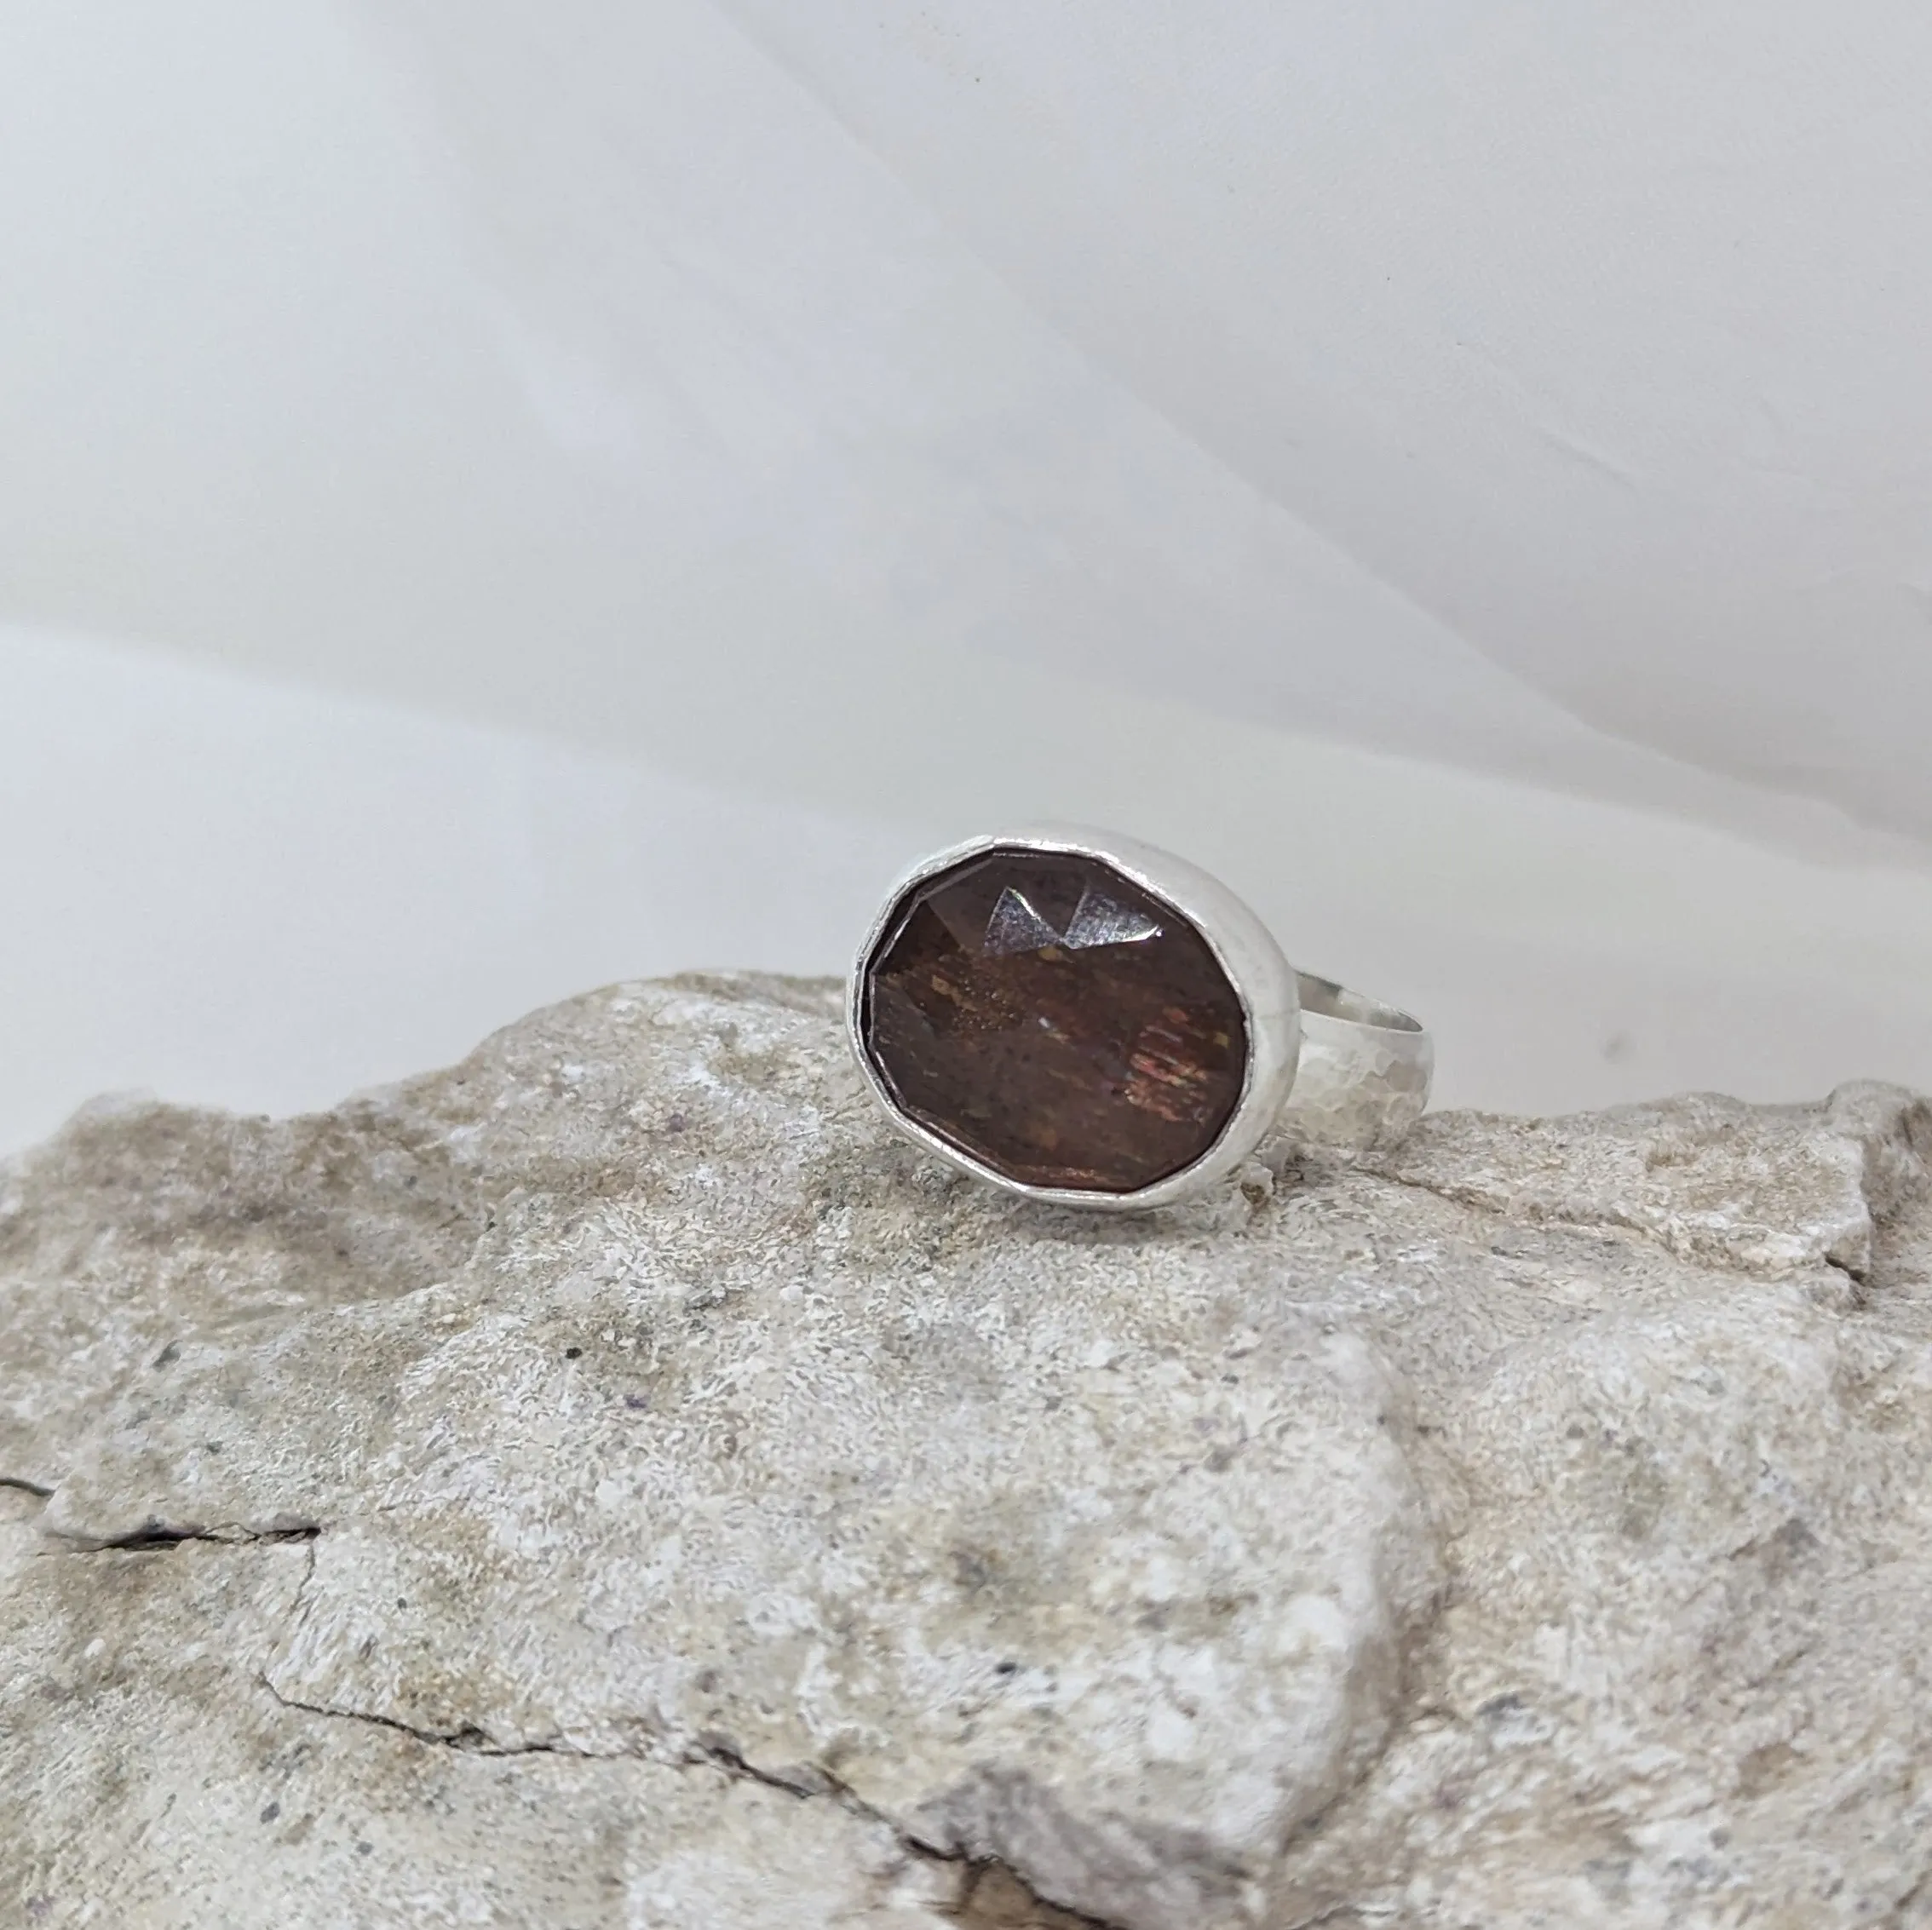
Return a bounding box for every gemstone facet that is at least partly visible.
[860,848,1250,1192]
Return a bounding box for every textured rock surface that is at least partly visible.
[4,973,1931,1928]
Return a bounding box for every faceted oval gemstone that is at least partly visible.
[860,847,1249,1192]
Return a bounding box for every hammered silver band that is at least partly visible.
[1275,970,1434,1155]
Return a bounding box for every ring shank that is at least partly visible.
[1274,970,1434,1152]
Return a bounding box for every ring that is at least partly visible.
[846,824,1433,1209]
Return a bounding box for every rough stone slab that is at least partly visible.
[6,973,1932,1927]
[0,1527,963,1927]
[1366,1083,1932,1278]
[0,1089,490,1482]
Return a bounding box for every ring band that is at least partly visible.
[848,824,1430,1209]
[1276,970,1434,1155]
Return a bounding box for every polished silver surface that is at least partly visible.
[848,824,1432,1207]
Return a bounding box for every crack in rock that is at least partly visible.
[259,1675,557,1756]
[51,1518,320,1553]
[259,1674,1125,1929]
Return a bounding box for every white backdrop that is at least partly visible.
[3,2,1931,1152]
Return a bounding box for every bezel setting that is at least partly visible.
[847,824,1302,1209]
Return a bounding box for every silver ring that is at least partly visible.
[846,824,1432,1209]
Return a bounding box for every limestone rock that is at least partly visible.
[4,974,1931,1928]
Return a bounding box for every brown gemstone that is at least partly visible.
[860,847,1249,1192]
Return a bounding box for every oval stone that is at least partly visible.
[860,847,1250,1192]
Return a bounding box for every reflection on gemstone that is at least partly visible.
[860,848,1247,1192]
[1062,886,1162,951]
[980,882,1162,956]
[982,887,1063,957]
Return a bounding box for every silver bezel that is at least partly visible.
[845,823,1302,1209]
